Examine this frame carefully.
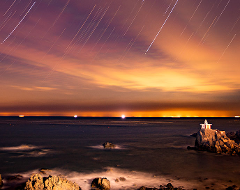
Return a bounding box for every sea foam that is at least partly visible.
[9,167,198,190]
[0,144,38,151]
[0,144,52,157]
[89,144,125,150]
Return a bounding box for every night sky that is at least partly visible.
[0,0,240,117]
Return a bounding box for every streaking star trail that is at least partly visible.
[1,1,36,44]
[213,0,231,28]
[217,33,236,63]
[180,0,203,36]
[3,0,17,17]
[0,0,240,117]
[145,0,179,54]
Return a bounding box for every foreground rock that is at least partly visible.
[102,142,115,149]
[138,183,183,190]
[193,128,240,155]
[24,174,81,190]
[0,174,3,188]
[91,177,110,190]
[115,177,126,182]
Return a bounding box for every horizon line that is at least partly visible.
[0,115,239,118]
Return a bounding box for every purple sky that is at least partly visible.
[0,0,240,117]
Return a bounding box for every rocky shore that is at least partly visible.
[0,173,186,190]
[188,128,240,155]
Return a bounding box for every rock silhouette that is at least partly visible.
[194,128,240,155]
[102,142,116,149]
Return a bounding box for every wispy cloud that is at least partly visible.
[0,0,240,116]
[11,86,56,91]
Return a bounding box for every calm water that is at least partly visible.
[1,117,240,190]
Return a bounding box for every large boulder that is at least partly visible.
[102,142,115,149]
[24,174,81,190]
[195,129,240,155]
[91,177,110,190]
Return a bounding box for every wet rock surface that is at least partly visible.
[115,177,126,182]
[190,128,240,155]
[102,142,116,149]
[91,177,110,190]
[23,174,81,190]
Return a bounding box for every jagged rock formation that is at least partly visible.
[195,128,240,155]
[102,142,115,149]
[91,177,110,190]
[0,174,3,188]
[24,174,81,190]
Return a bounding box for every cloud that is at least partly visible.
[35,86,57,91]
[0,0,240,116]
[11,86,56,91]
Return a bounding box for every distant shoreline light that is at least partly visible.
[74,115,77,118]
[121,115,125,119]
[235,116,240,118]
[171,116,180,118]
[19,115,24,118]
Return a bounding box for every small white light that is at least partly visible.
[74,115,77,118]
[121,115,125,119]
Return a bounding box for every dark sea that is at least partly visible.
[1,117,240,190]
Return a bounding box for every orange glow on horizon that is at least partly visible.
[0,110,235,117]
[0,1,240,118]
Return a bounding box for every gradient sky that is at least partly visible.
[0,0,240,117]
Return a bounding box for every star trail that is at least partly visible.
[1,1,36,44]
[0,0,240,117]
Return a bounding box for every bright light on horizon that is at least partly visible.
[121,115,125,119]
[74,115,77,118]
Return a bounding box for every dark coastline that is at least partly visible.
[1,117,240,190]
